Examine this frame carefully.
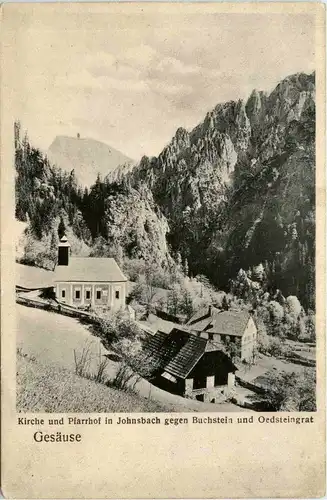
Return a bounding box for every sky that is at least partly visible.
[13,6,315,161]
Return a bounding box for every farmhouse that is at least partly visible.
[143,328,237,402]
[53,236,127,310]
[187,306,257,363]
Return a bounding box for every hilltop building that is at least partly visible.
[187,306,257,363]
[53,236,127,310]
[143,328,237,402]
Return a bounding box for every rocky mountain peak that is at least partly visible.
[48,135,133,187]
[245,89,268,129]
[164,127,190,157]
[128,71,315,309]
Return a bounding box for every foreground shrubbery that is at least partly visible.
[230,266,315,343]
[259,369,316,411]
[17,351,173,413]
[93,313,159,390]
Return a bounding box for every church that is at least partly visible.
[53,236,127,310]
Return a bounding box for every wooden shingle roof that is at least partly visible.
[207,310,251,337]
[189,317,212,332]
[188,306,251,338]
[143,328,207,379]
[164,333,206,378]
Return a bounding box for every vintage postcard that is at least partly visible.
[1,2,325,498]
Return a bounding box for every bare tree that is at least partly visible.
[110,337,158,391]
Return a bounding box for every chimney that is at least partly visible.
[208,305,213,317]
[58,236,71,266]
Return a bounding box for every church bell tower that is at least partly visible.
[58,236,71,266]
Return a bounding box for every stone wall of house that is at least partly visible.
[241,317,257,362]
[185,372,235,403]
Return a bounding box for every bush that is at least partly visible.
[257,330,270,355]
[73,340,109,384]
[261,369,316,411]
[106,313,144,341]
[73,340,93,377]
[267,337,284,357]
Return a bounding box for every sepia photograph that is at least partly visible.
[13,5,318,416]
[1,3,325,499]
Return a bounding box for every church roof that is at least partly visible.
[54,257,127,283]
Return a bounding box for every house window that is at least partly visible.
[61,290,66,298]
[86,290,91,300]
[75,290,80,300]
[115,290,120,299]
[96,290,101,300]
[208,333,213,340]
[193,375,207,390]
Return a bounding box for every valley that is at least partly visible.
[14,70,317,413]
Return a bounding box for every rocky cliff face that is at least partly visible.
[129,72,315,309]
[103,185,171,266]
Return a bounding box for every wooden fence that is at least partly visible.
[16,295,99,324]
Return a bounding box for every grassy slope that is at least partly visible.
[17,354,174,413]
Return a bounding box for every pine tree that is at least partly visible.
[221,294,230,311]
[58,217,66,239]
[176,252,182,270]
[183,258,189,277]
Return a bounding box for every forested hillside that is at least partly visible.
[15,122,172,270]
[15,71,315,314]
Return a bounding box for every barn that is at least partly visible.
[143,328,237,402]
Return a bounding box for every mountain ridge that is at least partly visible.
[48,135,134,187]
[15,70,315,310]
[126,71,315,309]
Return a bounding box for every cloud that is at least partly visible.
[156,56,200,76]
[16,10,315,160]
[148,79,192,97]
[85,51,116,77]
[81,44,201,103]
[54,69,102,91]
[99,75,148,93]
[121,44,157,68]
